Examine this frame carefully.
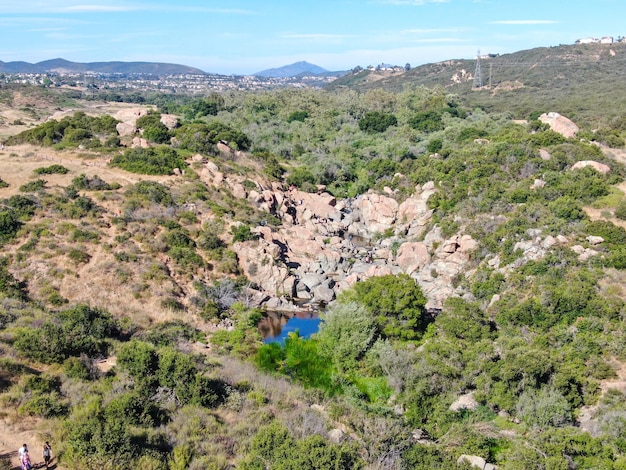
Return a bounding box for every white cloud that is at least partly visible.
[0,1,255,14]
[490,20,558,25]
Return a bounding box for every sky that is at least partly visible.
[1,0,624,75]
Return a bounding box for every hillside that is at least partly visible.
[1,76,626,469]
[0,58,206,75]
[329,42,626,127]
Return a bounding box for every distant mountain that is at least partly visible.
[0,58,206,75]
[254,61,330,78]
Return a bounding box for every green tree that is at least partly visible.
[316,301,376,371]
[339,274,427,340]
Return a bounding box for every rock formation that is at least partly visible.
[193,163,481,311]
[538,112,579,138]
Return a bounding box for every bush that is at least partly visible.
[19,179,46,192]
[0,210,22,243]
[110,146,186,175]
[408,110,444,132]
[232,224,255,242]
[516,386,572,429]
[34,164,69,175]
[125,181,174,207]
[359,111,397,133]
[14,304,119,363]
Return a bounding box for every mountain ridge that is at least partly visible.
[0,58,207,75]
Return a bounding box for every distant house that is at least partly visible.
[600,36,614,44]
[576,37,599,44]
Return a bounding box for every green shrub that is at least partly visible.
[34,164,69,175]
[19,179,46,192]
[408,110,444,132]
[64,357,93,380]
[359,111,397,133]
[14,304,118,363]
[232,224,255,242]
[110,146,186,175]
[125,180,174,207]
[0,210,22,243]
[516,386,573,429]
[287,110,309,123]
[19,392,69,417]
[67,248,91,265]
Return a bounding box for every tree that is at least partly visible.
[316,301,376,371]
[339,274,427,340]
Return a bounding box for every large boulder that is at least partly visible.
[356,192,398,234]
[116,122,136,137]
[114,108,149,125]
[160,114,179,130]
[396,242,430,274]
[538,112,579,138]
[571,160,611,174]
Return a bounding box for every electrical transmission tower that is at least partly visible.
[473,50,483,88]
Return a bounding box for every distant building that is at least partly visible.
[576,37,599,44]
[576,36,615,45]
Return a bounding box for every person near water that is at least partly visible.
[43,441,52,469]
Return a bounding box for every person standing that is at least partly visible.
[43,442,52,469]
[18,444,27,469]
[21,449,32,470]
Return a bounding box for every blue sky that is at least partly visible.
[1,0,624,75]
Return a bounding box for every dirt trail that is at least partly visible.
[583,146,626,227]
[0,414,57,469]
[578,358,626,434]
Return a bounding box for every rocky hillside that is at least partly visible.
[1,83,626,469]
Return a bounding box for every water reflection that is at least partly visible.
[259,310,321,344]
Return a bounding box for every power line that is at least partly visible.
[473,50,483,88]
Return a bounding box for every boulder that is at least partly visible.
[450,392,478,412]
[539,148,552,160]
[114,107,149,124]
[571,160,611,174]
[586,235,604,245]
[531,178,546,189]
[538,112,579,138]
[396,242,430,275]
[457,454,498,470]
[313,284,335,303]
[327,429,344,444]
[160,114,179,130]
[131,137,150,148]
[458,235,479,253]
[231,183,247,200]
[357,193,398,234]
[116,122,136,137]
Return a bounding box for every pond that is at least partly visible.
[259,310,321,344]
